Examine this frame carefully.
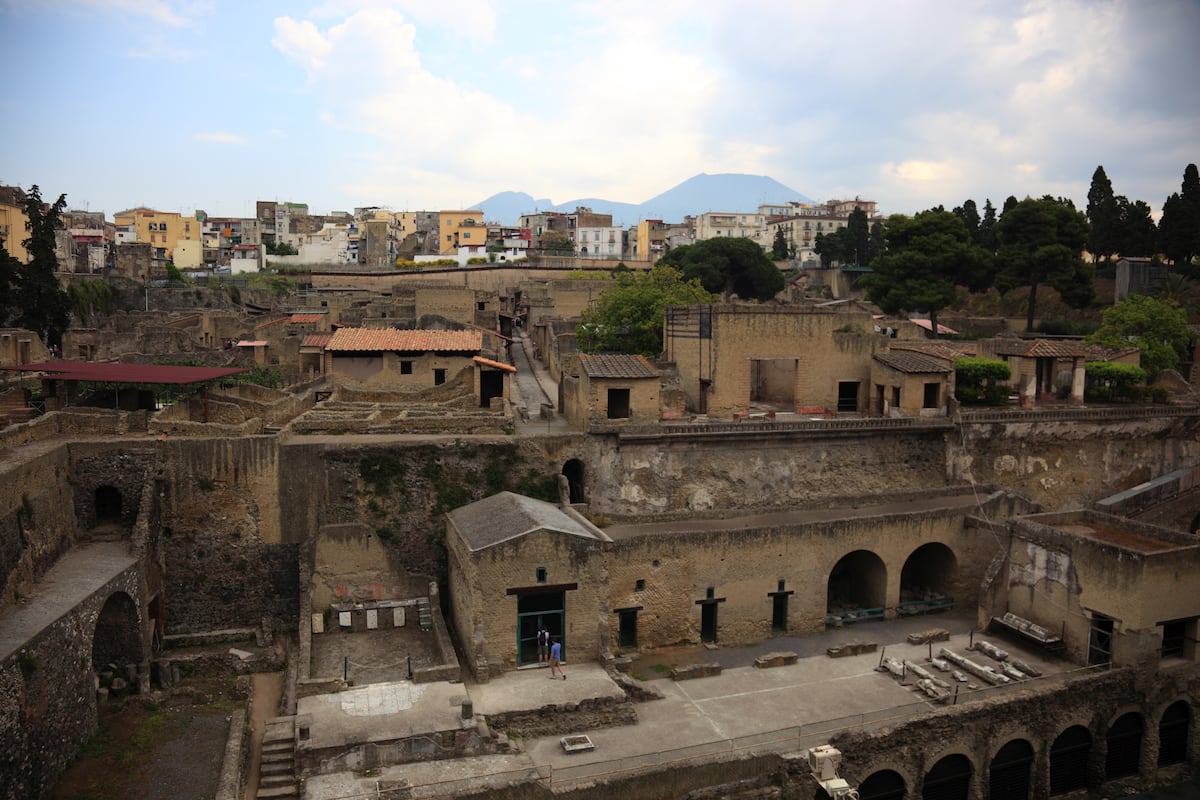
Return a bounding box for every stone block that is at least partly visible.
[754,651,799,668]
[906,628,950,645]
[670,662,723,680]
[827,641,878,658]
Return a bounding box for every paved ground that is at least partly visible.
[310,626,443,685]
[301,608,1075,798]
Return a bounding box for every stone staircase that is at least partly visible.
[257,716,299,800]
[417,598,433,629]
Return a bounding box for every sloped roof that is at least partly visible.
[289,313,324,324]
[254,316,288,330]
[890,340,976,360]
[301,333,334,348]
[0,361,247,384]
[873,351,954,374]
[993,338,1089,358]
[473,355,516,373]
[447,491,603,552]
[909,318,960,336]
[579,353,660,379]
[326,328,483,353]
[1078,343,1140,362]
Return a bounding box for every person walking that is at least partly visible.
[548,637,565,680]
[537,625,550,666]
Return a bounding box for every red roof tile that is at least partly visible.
[473,355,516,373]
[254,316,287,330]
[302,333,334,348]
[289,313,323,323]
[326,328,483,352]
[579,353,660,379]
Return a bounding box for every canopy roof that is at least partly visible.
[1,361,248,385]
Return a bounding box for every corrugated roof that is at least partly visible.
[579,353,660,379]
[0,361,248,385]
[447,492,602,552]
[302,333,334,348]
[325,328,483,352]
[473,355,516,373]
[873,351,954,374]
[289,313,324,323]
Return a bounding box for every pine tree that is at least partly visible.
[17,185,71,347]
[1086,166,1120,263]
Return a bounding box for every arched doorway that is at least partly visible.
[1105,712,1144,779]
[900,542,957,609]
[859,769,906,800]
[92,592,143,673]
[562,459,585,504]
[1159,702,1190,766]
[94,485,123,523]
[989,739,1034,800]
[827,550,887,622]
[1049,725,1091,795]
[922,754,972,800]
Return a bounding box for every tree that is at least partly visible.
[1086,294,1192,374]
[977,199,998,251]
[952,200,981,244]
[16,186,71,346]
[1085,166,1121,263]
[577,265,715,356]
[1160,164,1200,269]
[995,196,1094,331]
[1115,196,1157,257]
[863,210,984,338]
[0,236,19,327]
[771,227,789,260]
[539,230,575,256]
[656,236,784,301]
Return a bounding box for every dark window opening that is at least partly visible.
[95,485,123,522]
[922,754,972,800]
[635,579,645,591]
[924,382,940,408]
[607,388,631,419]
[535,567,547,584]
[1105,713,1143,779]
[400,360,413,375]
[837,381,860,413]
[562,459,585,504]
[1161,619,1188,659]
[701,603,718,643]
[1158,701,1190,766]
[990,739,1034,800]
[772,593,788,632]
[433,368,446,385]
[1050,726,1091,795]
[618,609,638,648]
[1089,614,1114,666]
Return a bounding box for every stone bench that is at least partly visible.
[670,662,723,680]
[754,651,799,669]
[826,641,877,658]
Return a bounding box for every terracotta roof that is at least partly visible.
[1078,343,1140,362]
[994,338,1089,358]
[0,361,247,384]
[890,341,976,360]
[302,333,334,348]
[873,351,954,374]
[473,355,516,373]
[909,318,959,336]
[579,353,660,379]
[289,313,324,324]
[325,328,483,352]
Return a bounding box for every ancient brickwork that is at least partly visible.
[0,445,78,611]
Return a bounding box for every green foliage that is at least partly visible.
[515,469,560,503]
[226,284,241,305]
[954,358,1011,405]
[771,227,789,260]
[1034,319,1098,337]
[995,196,1094,331]
[1086,294,1192,374]
[245,273,296,296]
[224,365,284,389]
[539,230,575,256]
[360,453,407,494]
[67,279,113,326]
[3,186,72,346]
[1160,164,1200,268]
[577,265,715,356]
[657,236,784,300]
[864,209,986,338]
[265,240,298,256]
[1085,361,1148,402]
[563,269,607,280]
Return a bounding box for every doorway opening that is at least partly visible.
[516,591,564,667]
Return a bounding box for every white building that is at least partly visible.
[576,225,623,259]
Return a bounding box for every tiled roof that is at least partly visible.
[301,333,334,348]
[579,353,660,379]
[890,341,976,360]
[993,338,1089,358]
[909,318,960,336]
[473,355,516,373]
[289,313,324,324]
[447,492,603,552]
[236,340,268,347]
[325,328,483,352]
[254,316,287,330]
[1078,343,1140,362]
[873,351,954,374]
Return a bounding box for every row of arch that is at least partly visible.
[852,703,1191,800]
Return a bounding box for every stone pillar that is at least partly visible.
[1019,374,1037,409]
[1070,361,1086,404]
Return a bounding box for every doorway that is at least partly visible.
[772,594,788,632]
[837,381,860,413]
[700,603,718,643]
[516,591,564,667]
[1088,613,1114,666]
[618,609,638,648]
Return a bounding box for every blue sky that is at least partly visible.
[0,0,1197,222]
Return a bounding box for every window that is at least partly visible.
[706,586,715,599]
[433,368,446,385]
[607,388,631,419]
[535,566,547,584]
[463,232,471,240]
[635,579,645,591]
[400,361,413,375]
[476,301,486,311]
[923,382,940,408]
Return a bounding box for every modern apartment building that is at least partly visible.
[437,210,486,255]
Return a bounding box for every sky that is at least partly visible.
[0,0,1197,222]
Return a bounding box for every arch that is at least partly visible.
[989,739,1034,800]
[94,485,123,523]
[562,459,585,505]
[1050,725,1091,795]
[859,769,906,800]
[922,754,972,800]
[900,542,957,602]
[1158,701,1190,766]
[92,591,143,673]
[827,550,887,618]
[1105,712,1144,779]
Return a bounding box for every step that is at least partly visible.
[260,761,294,776]
[263,740,295,753]
[263,727,295,744]
[261,749,294,764]
[260,774,296,787]
[256,785,299,800]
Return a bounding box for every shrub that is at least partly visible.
[954,358,1012,405]
[1085,361,1147,402]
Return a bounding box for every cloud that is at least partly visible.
[194,132,246,144]
[272,17,334,73]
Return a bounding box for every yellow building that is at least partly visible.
[0,186,29,262]
[437,210,485,255]
[113,208,201,261]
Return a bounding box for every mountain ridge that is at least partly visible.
[474,173,813,226]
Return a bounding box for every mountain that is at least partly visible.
[474,173,813,227]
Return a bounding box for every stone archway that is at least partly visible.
[562,459,585,505]
[858,769,906,800]
[989,739,1034,800]
[1158,701,1191,766]
[1049,725,1091,795]
[92,591,143,674]
[827,549,887,620]
[922,754,972,800]
[900,542,957,605]
[1105,712,1144,779]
